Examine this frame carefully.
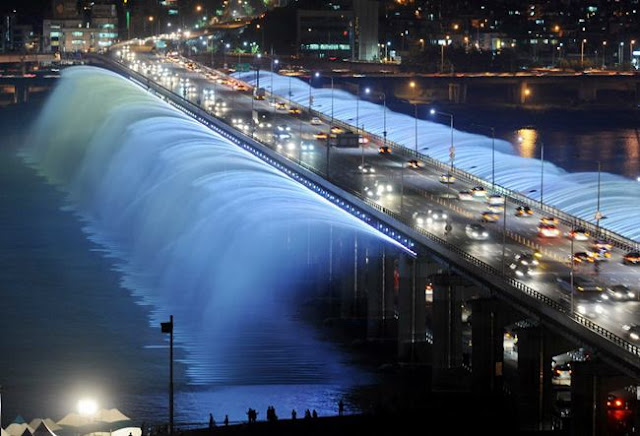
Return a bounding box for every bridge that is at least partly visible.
[87,51,640,434]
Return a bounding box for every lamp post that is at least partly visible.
[360,123,365,169]
[409,80,418,156]
[540,141,545,207]
[160,316,174,435]
[382,91,387,149]
[330,75,334,127]
[429,108,455,174]
[223,43,230,69]
[570,235,575,315]
[602,41,607,69]
[308,71,319,112]
[595,161,603,237]
[270,58,278,109]
[581,39,586,68]
[631,40,636,71]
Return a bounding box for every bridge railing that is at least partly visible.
[99,53,640,367]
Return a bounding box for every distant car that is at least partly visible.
[623,324,640,341]
[540,216,559,225]
[487,194,504,206]
[513,252,539,268]
[623,251,640,265]
[572,252,595,263]
[276,124,291,132]
[458,190,473,201]
[378,145,392,154]
[465,223,489,240]
[586,248,611,262]
[607,394,629,410]
[557,275,603,295]
[407,159,420,169]
[439,174,456,184]
[538,224,561,238]
[575,301,607,319]
[413,212,430,227]
[275,101,288,111]
[509,261,532,277]
[364,179,393,199]
[515,206,533,217]
[552,362,572,386]
[568,227,590,241]
[314,132,328,140]
[427,209,448,222]
[481,211,500,223]
[592,240,613,251]
[471,186,487,197]
[310,117,322,125]
[358,163,375,174]
[330,126,344,134]
[300,142,315,151]
[603,284,636,301]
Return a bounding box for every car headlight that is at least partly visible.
[577,305,586,314]
[632,333,640,341]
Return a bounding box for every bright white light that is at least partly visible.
[78,399,98,416]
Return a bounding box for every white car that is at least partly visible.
[358,163,375,174]
[300,142,315,151]
[310,116,322,125]
[465,223,489,240]
[487,194,504,206]
[458,190,473,201]
[413,209,447,226]
[439,173,456,184]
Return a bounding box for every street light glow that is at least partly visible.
[78,399,98,416]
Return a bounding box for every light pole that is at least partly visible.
[631,40,636,71]
[382,91,387,149]
[360,123,365,169]
[160,316,174,435]
[409,80,418,156]
[430,108,455,174]
[570,235,575,315]
[540,141,545,207]
[472,124,496,190]
[270,58,278,109]
[581,39,586,68]
[595,161,603,237]
[308,71,319,112]
[602,41,607,69]
[330,75,334,127]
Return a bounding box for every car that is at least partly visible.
[557,275,603,295]
[603,284,636,301]
[413,212,430,227]
[288,107,302,115]
[515,206,533,217]
[378,145,391,154]
[330,126,344,134]
[586,248,611,262]
[509,261,532,277]
[623,324,640,341]
[623,251,640,265]
[606,394,629,410]
[487,194,504,206]
[575,301,607,319]
[314,132,328,140]
[275,101,288,111]
[465,223,489,240]
[552,362,572,386]
[407,159,420,169]
[310,116,322,125]
[572,252,595,263]
[358,163,375,174]
[427,209,448,222]
[276,141,297,153]
[593,240,612,251]
[538,224,561,238]
[300,142,315,151]
[481,211,500,223]
[540,216,558,225]
[471,186,487,197]
[513,252,539,268]
[364,180,393,199]
[568,227,590,241]
[458,190,473,201]
[439,173,455,184]
[275,131,292,139]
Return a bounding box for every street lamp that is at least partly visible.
[581,39,586,68]
[540,141,545,206]
[429,108,455,174]
[409,80,418,156]
[270,58,278,108]
[602,40,607,69]
[631,40,636,71]
[595,161,604,237]
[472,123,496,190]
[308,71,319,111]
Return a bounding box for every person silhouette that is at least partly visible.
[209,413,215,429]
[291,409,297,420]
[312,409,318,418]
[304,409,311,419]
[338,400,344,416]
[223,415,229,426]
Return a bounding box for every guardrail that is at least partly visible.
[96,53,640,372]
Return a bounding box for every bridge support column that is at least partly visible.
[365,241,384,341]
[571,360,632,436]
[429,270,467,388]
[470,297,505,393]
[395,255,434,362]
[514,324,571,430]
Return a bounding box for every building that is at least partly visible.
[43,0,118,53]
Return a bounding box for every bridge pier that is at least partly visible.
[469,297,508,393]
[514,323,573,430]
[571,360,634,436]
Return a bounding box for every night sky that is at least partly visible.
[1,0,51,19]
